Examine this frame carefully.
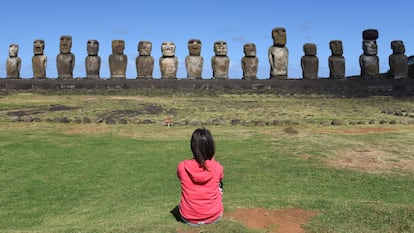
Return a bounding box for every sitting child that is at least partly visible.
[177,128,224,226]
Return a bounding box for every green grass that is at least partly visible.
[0,93,413,232]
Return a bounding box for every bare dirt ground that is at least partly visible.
[178,208,318,233]
[226,208,318,233]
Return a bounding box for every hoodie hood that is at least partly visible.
[183,159,216,185]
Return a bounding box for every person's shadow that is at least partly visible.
[170,205,184,223]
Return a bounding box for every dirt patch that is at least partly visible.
[226,207,318,233]
[64,125,108,135]
[336,127,397,134]
[326,148,414,174]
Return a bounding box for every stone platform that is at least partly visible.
[0,78,413,97]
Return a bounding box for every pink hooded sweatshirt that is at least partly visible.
[177,158,224,224]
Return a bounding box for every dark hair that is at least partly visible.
[191,128,215,170]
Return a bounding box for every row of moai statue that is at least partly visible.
[5,28,410,80]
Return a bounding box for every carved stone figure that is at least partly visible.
[389,40,408,79]
[211,41,229,79]
[241,43,258,80]
[56,35,75,79]
[359,29,379,78]
[185,39,203,79]
[85,40,101,79]
[328,40,345,79]
[32,39,47,79]
[268,27,288,79]
[301,43,318,79]
[159,41,178,79]
[6,44,21,79]
[109,40,127,79]
[136,41,154,79]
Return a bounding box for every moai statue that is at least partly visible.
[328,40,345,79]
[359,29,379,78]
[268,27,288,79]
[241,43,258,80]
[109,40,127,79]
[159,41,178,79]
[56,35,75,79]
[136,41,154,79]
[32,39,47,79]
[85,40,101,79]
[301,43,319,79]
[211,41,230,79]
[185,39,203,79]
[389,40,408,79]
[6,44,21,79]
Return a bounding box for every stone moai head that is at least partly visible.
[391,40,405,54]
[59,35,72,54]
[362,40,378,56]
[188,39,202,56]
[161,42,176,57]
[214,41,227,56]
[33,39,45,55]
[112,40,125,55]
[329,40,343,56]
[272,27,287,47]
[243,43,256,57]
[362,29,378,56]
[9,44,19,57]
[138,41,152,56]
[303,43,317,56]
[87,40,99,56]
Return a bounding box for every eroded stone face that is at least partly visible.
[303,43,317,56]
[391,40,405,54]
[112,40,125,55]
[138,41,152,56]
[60,35,72,54]
[33,40,45,55]
[363,40,377,56]
[330,40,343,56]
[272,27,286,46]
[9,44,18,57]
[161,42,176,57]
[188,39,202,56]
[243,43,256,57]
[214,41,227,56]
[87,40,99,56]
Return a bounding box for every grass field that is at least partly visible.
[0,92,413,233]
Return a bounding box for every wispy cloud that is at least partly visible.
[231,36,245,44]
[298,19,315,31]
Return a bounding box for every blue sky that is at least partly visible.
[1,0,413,79]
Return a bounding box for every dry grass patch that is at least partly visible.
[326,148,414,174]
